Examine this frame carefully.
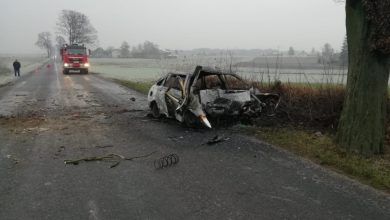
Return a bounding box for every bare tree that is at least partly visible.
[57,10,97,45]
[132,41,161,58]
[120,41,131,58]
[35,32,52,58]
[288,46,295,56]
[105,46,115,58]
[55,35,66,48]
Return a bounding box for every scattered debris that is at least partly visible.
[205,135,230,145]
[116,109,144,114]
[22,127,50,133]
[95,145,114,148]
[154,154,179,169]
[168,136,184,142]
[64,151,156,168]
[130,97,136,101]
[58,146,65,152]
[6,155,19,165]
[314,131,323,137]
[54,146,66,158]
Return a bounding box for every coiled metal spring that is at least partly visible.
[154,154,179,169]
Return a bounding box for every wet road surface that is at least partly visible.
[0,60,389,220]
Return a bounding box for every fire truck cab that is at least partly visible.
[60,44,90,74]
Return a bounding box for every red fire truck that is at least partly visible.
[60,44,90,74]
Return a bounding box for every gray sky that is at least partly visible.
[0,0,345,54]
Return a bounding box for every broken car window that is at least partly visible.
[204,75,223,89]
[222,75,249,90]
[164,75,185,90]
[156,77,165,86]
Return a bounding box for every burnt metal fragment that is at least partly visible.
[154,154,179,169]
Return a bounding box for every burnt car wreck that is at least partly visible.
[148,66,280,128]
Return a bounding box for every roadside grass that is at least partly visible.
[112,79,153,95]
[114,78,390,192]
[0,64,10,76]
[243,126,390,193]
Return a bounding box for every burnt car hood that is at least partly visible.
[199,89,252,116]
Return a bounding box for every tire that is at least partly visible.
[83,69,89,74]
[264,99,277,116]
[151,102,161,118]
[63,69,68,74]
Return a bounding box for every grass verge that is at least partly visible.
[243,126,390,193]
[112,79,153,95]
[0,64,11,76]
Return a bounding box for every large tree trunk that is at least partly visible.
[337,0,390,155]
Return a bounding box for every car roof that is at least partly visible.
[166,66,236,76]
[167,72,187,77]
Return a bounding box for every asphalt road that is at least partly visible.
[0,60,389,220]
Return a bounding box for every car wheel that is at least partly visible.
[63,69,68,74]
[264,99,277,116]
[151,102,161,118]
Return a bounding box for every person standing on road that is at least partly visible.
[13,59,21,77]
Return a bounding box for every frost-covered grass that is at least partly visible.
[0,54,48,84]
[90,57,347,84]
[90,58,167,81]
[0,64,10,76]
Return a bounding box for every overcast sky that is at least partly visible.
[0,0,345,54]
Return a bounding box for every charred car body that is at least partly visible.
[148,66,280,128]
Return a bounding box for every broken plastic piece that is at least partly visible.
[206,135,229,145]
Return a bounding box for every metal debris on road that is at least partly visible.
[58,146,65,152]
[168,136,184,142]
[116,109,144,114]
[6,155,19,165]
[154,154,179,169]
[22,127,50,133]
[205,135,230,145]
[64,151,156,168]
[95,145,114,148]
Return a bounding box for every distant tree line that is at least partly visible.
[91,40,174,59]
